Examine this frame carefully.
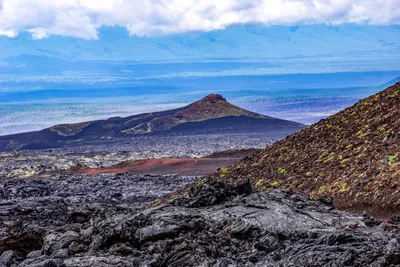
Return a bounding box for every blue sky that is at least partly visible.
[0,0,399,65]
[0,1,399,135]
[1,24,400,64]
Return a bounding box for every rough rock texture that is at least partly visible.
[0,173,197,266]
[1,179,400,266]
[211,83,400,216]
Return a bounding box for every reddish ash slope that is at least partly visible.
[210,83,400,217]
[72,158,240,176]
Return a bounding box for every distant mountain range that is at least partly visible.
[210,82,400,216]
[0,94,304,151]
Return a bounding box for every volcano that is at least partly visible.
[0,94,304,151]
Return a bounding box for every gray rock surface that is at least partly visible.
[0,250,17,267]
[0,173,197,266]
[1,175,400,266]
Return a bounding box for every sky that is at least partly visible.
[0,0,399,39]
[0,1,400,135]
[0,0,400,63]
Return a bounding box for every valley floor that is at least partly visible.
[0,133,275,180]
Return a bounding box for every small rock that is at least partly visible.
[52,248,69,258]
[43,231,80,256]
[0,250,17,267]
[26,250,42,259]
[68,242,87,255]
[381,222,399,232]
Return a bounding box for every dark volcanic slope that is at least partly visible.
[0,94,303,151]
[211,83,400,216]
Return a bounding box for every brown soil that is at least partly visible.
[209,83,400,218]
[71,158,240,176]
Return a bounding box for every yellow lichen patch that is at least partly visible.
[388,154,398,165]
[219,167,231,178]
[357,131,368,139]
[196,179,205,185]
[339,183,350,192]
[254,179,264,188]
[270,181,279,187]
[323,154,335,164]
[151,200,162,207]
[221,167,230,174]
[340,158,350,164]
[389,89,400,98]
[355,192,363,198]
[309,190,317,200]
[278,168,287,174]
[318,185,327,194]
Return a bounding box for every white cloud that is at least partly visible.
[0,29,18,37]
[0,0,399,39]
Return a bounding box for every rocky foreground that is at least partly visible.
[1,174,400,266]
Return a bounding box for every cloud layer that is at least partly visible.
[0,0,399,39]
